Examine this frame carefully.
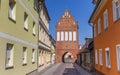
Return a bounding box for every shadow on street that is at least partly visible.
[63,68,80,75]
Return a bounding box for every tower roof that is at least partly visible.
[62,9,72,18]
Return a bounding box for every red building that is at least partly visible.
[56,10,79,63]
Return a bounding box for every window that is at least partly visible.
[86,53,90,63]
[105,48,111,68]
[32,49,35,63]
[8,0,16,21]
[98,19,101,34]
[94,25,96,37]
[113,0,120,21]
[104,10,108,29]
[34,0,38,11]
[95,50,98,64]
[99,49,103,66]
[65,32,68,41]
[69,32,72,41]
[24,12,28,30]
[23,47,27,64]
[6,43,14,68]
[73,31,76,41]
[32,22,36,35]
[116,45,120,71]
[61,32,64,41]
[57,32,60,41]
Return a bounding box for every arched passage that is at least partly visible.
[62,52,73,63]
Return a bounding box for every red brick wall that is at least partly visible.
[56,10,79,63]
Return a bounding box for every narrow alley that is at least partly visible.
[39,63,80,75]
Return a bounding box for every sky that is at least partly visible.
[45,0,95,45]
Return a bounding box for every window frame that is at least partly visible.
[105,47,111,68]
[61,32,64,41]
[32,21,36,35]
[98,18,101,34]
[24,12,28,30]
[8,0,16,21]
[116,45,120,71]
[93,24,96,37]
[22,47,27,65]
[5,43,14,68]
[73,31,76,41]
[113,0,120,21]
[99,49,103,66]
[32,49,35,63]
[95,50,98,64]
[65,32,68,41]
[57,32,60,41]
[103,9,108,29]
[69,32,72,41]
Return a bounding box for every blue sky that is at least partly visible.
[45,0,95,45]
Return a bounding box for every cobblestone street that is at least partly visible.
[39,63,80,75]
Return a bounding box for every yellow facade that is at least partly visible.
[38,2,53,71]
[0,0,38,75]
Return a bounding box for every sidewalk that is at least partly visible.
[74,64,92,75]
[38,63,61,75]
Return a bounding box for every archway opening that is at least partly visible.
[62,52,73,63]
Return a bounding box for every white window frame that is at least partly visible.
[94,25,96,37]
[32,49,35,63]
[8,0,16,21]
[61,32,64,41]
[95,50,98,64]
[23,47,27,64]
[98,19,101,34]
[69,32,72,41]
[57,32,60,41]
[73,31,76,41]
[65,32,68,41]
[113,0,120,21]
[24,12,28,30]
[6,43,14,68]
[32,22,36,35]
[116,45,120,71]
[103,9,108,29]
[105,47,111,68]
[99,49,103,66]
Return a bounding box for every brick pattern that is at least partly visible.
[56,10,79,63]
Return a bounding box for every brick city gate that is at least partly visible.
[56,9,79,63]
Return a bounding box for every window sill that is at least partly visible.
[114,18,120,23]
[23,63,27,66]
[8,17,16,23]
[24,27,28,31]
[32,33,36,36]
[104,27,108,31]
[32,62,35,64]
[6,65,14,70]
[106,65,111,69]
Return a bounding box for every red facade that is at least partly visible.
[56,10,79,63]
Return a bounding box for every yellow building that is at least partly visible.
[0,0,39,75]
[49,35,56,64]
[38,1,52,71]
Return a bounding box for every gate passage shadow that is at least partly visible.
[63,68,80,75]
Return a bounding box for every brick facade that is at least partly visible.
[56,10,79,63]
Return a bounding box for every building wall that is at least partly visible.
[38,2,51,70]
[92,0,120,75]
[0,0,38,75]
[56,10,79,63]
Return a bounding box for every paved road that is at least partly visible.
[41,63,80,75]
